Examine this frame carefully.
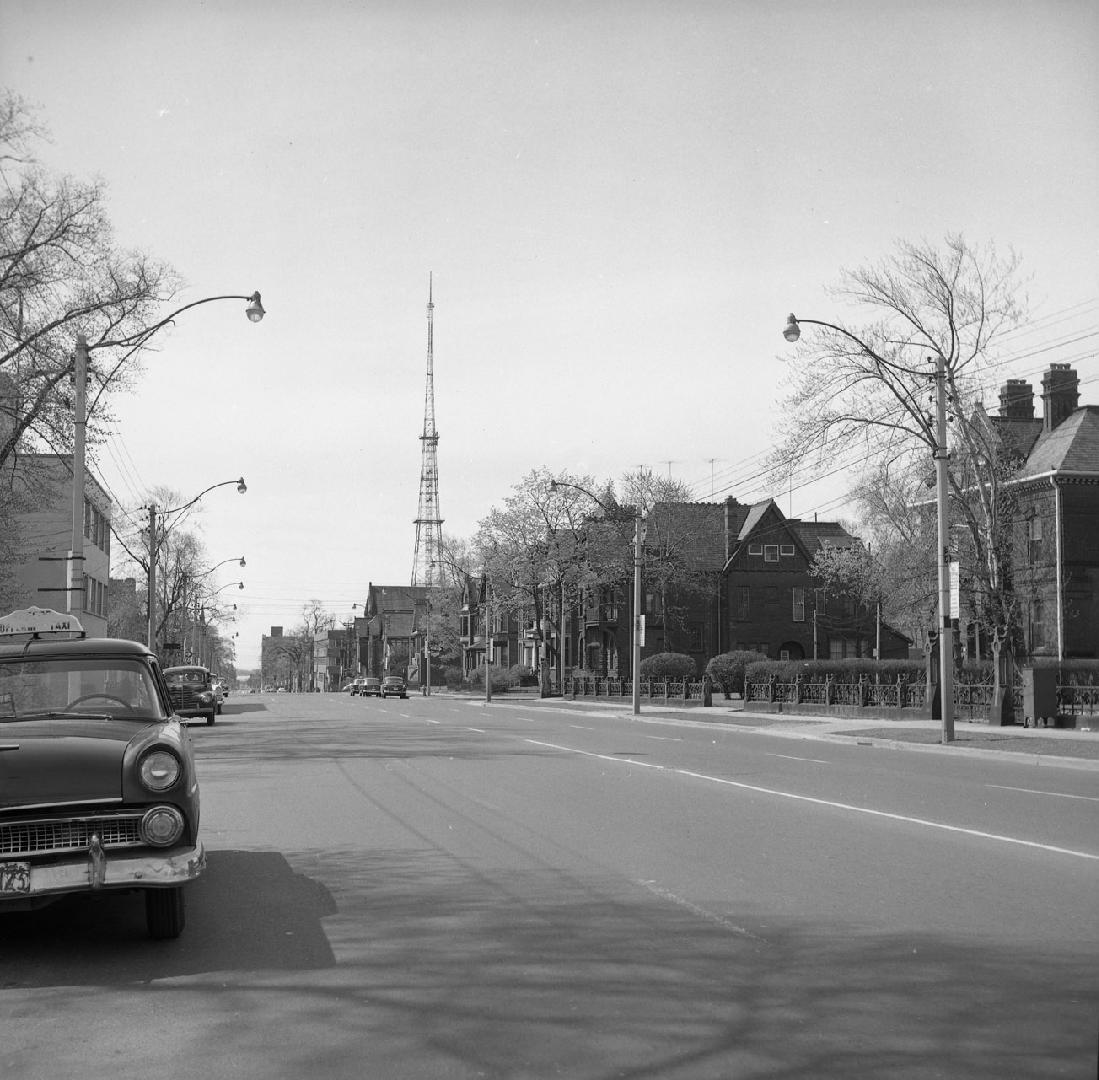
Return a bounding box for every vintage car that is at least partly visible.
[163,664,221,725]
[381,676,408,699]
[360,677,382,697]
[0,607,205,939]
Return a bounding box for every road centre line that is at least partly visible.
[468,727,486,734]
[766,752,830,764]
[986,784,1099,802]
[525,739,1099,862]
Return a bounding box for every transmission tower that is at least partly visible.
[411,274,443,587]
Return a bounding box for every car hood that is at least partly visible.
[0,716,142,809]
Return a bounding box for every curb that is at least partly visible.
[471,697,1099,773]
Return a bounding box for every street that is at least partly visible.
[1,691,1096,1079]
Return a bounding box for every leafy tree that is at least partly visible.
[476,467,601,692]
[773,235,1028,653]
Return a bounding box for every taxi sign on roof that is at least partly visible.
[0,606,85,636]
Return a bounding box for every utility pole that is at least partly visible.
[933,353,955,743]
[67,336,89,619]
[147,505,157,650]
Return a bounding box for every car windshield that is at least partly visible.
[165,669,209,688]
[0,657,168,721]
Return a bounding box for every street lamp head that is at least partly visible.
[239,557,246,567]
[245,292,265,323]
[236,477,247,494]
[549,480,559,492]
[238,582,244,590]
[783,314,801,343]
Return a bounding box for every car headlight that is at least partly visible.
[198,691,214,704]
[139,749,182,792]
[140,805,184,846]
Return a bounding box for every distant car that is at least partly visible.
[381,676,407,699]
[0,606,205,939]
[360,677,382,697]
[344,681,356,694]
[163,665,220,725]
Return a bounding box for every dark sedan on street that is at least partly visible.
[0,607,205,939]
[381,676,408,699]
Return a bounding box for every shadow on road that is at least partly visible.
[0,850,336,985]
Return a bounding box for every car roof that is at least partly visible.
[164,665,211,674]
[0,636,157,662]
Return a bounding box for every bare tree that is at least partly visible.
[774,235,1029,648]
[0,91,179,469]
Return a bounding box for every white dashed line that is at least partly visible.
[525,739,1099,862]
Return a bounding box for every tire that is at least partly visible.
[146,886,186,939]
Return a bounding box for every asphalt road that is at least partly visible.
[0,691,1095,1080]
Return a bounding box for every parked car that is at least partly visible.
[381,676,408,699]
[163,665,221,725]
[0,606,205,939]
[360,677,382,697]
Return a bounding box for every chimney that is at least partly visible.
[1041,364,1080,432]
[998,378,1034,420]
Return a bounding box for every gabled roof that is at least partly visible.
[363,582,440,618]
[790,520,861,554]
[647,501,728,570]
[1015,406,1099,480]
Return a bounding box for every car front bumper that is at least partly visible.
[0,841,206,906]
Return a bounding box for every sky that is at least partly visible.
[3,0,1097,670]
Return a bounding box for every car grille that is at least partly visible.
[0,813,145,857]
[168,687,205,710]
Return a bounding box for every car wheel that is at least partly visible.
[206,710,216,725]
[146,886,186,939]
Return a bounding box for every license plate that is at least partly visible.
[0,862,31,894]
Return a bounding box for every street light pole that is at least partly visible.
[782,313,954,744]
[932,351,955,743]
[632,511,643,716]
[147,479,247,651]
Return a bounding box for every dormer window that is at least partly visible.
[764,545,779,562]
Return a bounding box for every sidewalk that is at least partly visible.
[479,692,1099,772]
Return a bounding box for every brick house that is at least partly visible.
[556,497,909,681]
[989,364,1099,659]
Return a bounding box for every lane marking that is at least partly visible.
[644,735,684,742]
[637,879,767,943]
[986,784,1099,803]
[426,719,441,725]
[766,752,830,764]
[569,724,596,731]
[525,739,1099,862]
[468,727,486,734]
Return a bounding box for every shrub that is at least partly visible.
[639,652,696,679]
[466,666,510,692]
[443,666,464,690]
[705,650,768,698]
[506,664,538,687]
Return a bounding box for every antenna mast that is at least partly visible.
[412,273,443,586]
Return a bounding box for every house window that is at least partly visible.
[748,544,762,556]
[736,586,750,620]
[764,545,779,562]
[1031,599,1045,650]
[829,638,846,661]
[1027,514,1043,565]
[780,545,795,557]
[792,587,805,622]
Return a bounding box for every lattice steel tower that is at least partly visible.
[411,274,443,586]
